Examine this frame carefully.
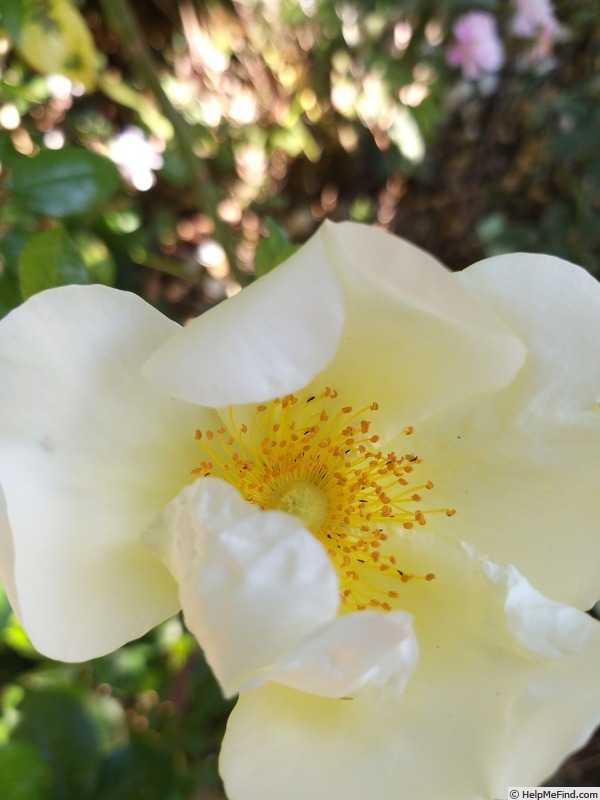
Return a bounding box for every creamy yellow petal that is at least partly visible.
[410,253,600,607]
[0,286,208,660]
[144,222,526,437]
[144,229,345,407]
[312,221,526,434]
[221,535,600,800]
[271,610,417,698]
[143,478,339,697]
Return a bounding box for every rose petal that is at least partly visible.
[311,221,525,433]
[0,286,207,660]
[143,229,346,407]
[220,534,600,800]
[460,252,600,422]
[271,609,417,698]
[144,222,526,436]
[412,253,600,607]
[483,560,595,658]
[143,477,340,697]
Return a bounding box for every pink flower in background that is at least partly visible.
[511,0,559,38]
[511,0,560,63]
[446,11,504,80]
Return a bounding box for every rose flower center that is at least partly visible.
[192,388,455,611]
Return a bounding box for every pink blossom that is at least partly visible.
[510,0,560,63]
[511,0,559,38]
[446,12,504,80]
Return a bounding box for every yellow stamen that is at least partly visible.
[192,389,455,611]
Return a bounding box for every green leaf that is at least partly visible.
[0,583,12,635]
[2,611,40,659]
[8,147,120,217]
[95,741,175,800]
[71,230,116,285]
[0,741,55,800]
[98,73,173,141]
[12,687,101,800]
[18,227,89,299]
[0,132,23,171]
[0,0,25,41]
[254,218,299,278]
[10,0,98,90]
[0,230,28,315]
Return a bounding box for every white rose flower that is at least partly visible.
[0,222,599,799]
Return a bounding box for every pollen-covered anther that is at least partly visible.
[191,388,454,611]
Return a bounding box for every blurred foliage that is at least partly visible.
[0,0,599,796]
[0,585,232,799]
[0,0,597,319]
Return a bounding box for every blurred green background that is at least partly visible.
[1,0,599,797]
